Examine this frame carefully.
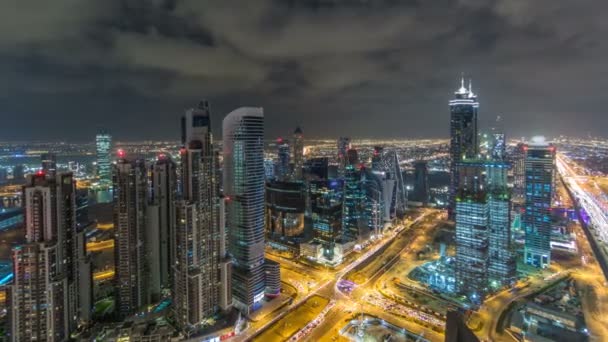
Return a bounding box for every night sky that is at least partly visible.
[1,1,606,141]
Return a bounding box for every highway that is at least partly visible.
[557,154,608,244]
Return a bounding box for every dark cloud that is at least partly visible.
[0,0,606,141]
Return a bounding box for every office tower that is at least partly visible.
[361,168,384,237]
[374,149,407,217]
[346,148,359,165]
[8,172,91,341]
[12,164,24,180]
[223,107,275,314]
[292,126,304,180]
[40,152,57,176]
[413,160,430,205]
[96,132,112,188]
[266,180,306,253]
[276,137,291,180]
[454,161,488,303]
[491,133,506,160]
[342,164,366,242]
[309,179,343,261]
[371,146,384,171]
[523,138,555,268]
[264,259,281,296]
[113,155,148,318]
[449,78,479,220]
[511,143,526,204]
[486,161,516,289]
[304,157,329,180]
[264,158,275,180]
[146,154,176,302]
[174,101,226,331]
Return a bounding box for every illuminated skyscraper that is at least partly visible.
[96,132,112,188]
[491,133,506,160]
[276,137,291,181]
[449,78,478,220]
[523,138,555,268]
[113,154,148,318]
[8,172,91,341]
[454,161,488,303]
[455,159,515,302]
[146,154,176,302]
[292,126,304,180]
[223,107,277,314]
[174,101,228,332]
[342,164,366,242]
[511,143,526,204]
[413,160,430,205]
[309,179,343,261]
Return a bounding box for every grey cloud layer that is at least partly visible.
[0,0,606,140]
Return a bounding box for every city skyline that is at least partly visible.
[2,2,608,141]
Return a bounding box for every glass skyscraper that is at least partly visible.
[276,137,291,181]
[449,78,478,220]
[223,107,270,314]
[96,132,112,188]
[292,126,304,180]
[454,161,488,304]
[342,164,366,242]
[523,138,556,268]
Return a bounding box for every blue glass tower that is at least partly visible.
[523,138,555,268]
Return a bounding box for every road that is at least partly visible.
[240,209,438,342]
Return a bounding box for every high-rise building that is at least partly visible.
[511,143,526,204]
[223,107,277,314]
[265,180,306,253]
[276,137,291,181]
[146,154,176,302]
[342,164,366,242]
[486,161,516,289]
[373,149,407,217]
[413,160,430,205]
[304,157,329,180]
[264,158,275,181]
[449,78,478,220]
[361,168,384,237]
[113,154,148,318]
[309,179,343,261]
[40,152,57,176]
[454,159,516,303]
[96,132,112,188]
[174,101,228,332]
[292,126,304,180]
[8,172,91,341]
[523,138,555,268]
[491,133,506,160]
[454,161,488,303]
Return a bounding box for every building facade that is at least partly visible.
[223,107,276,314]
[523,139,556,268]
[96,132,112,188]
[449,79,478,220]
[113,157,148,318]
[174,101,227,332]
[292,126,304,180]
[146,154,177,302]
[8,172,91,341]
